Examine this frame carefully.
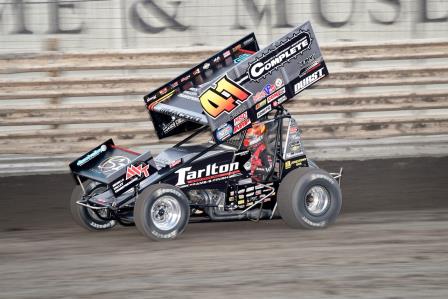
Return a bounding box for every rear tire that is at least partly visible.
[70,182,117,231]
[134,184,190,241]
[277,168,341,229]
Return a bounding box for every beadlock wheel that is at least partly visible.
[151,196,182,231]
[134,184,190,241]
[304,185,330,216]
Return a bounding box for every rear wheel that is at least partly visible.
[70,181,117,231]
[134,184,190,241]
[277,168,342,229]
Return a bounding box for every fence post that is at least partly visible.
[45,38,61,130]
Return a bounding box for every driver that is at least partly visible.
[243,122,273,182]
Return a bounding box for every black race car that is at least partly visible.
[69,21,343,241]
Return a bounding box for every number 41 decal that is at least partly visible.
[200,75,251,118]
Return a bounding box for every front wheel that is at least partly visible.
[134,184,190,241]
[277,168,342,229]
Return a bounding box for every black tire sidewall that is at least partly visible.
[292,171,341,228]
[135,184,190,241]
[278,168,342,229]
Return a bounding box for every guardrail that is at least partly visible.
[1,39,448,155]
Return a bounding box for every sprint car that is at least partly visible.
[69,21,343,241]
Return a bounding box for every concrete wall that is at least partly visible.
[1,0,447,52]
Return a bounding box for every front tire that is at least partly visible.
[134,184,190,241]
[70,182,117,231]
[278,168,342,229]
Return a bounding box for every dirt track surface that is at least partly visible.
[1,210,448,299]
[1,157,448,298]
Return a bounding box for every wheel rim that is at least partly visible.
[151,196,182,231]
[304,185,330,216]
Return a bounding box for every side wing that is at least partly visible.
[144,34,259,139]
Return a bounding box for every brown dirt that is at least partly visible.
[0,157,447,298]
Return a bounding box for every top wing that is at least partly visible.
[198,21,329,142]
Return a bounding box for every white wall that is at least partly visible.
[0,0,447,52]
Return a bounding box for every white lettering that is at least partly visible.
[175,166,192,186]
[250,62,265,79]
[175,162,239,186]
[294,68,325,94]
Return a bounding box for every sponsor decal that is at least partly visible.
[257,104,272,118]
[253,79,282,104]
[267,87,286,103]
[299,54,318,75]
[98,156,131,174]
[200,75,252,119]
[161,117,187,134]
[263,84,276,95]
[159,87,168,95]
[243,37,255,46]
[146,94,157,102]
[180,74,191,82]
[175,162,240,186]
[232,44,241,52]
[301,61,320,77]
[284,157,307,169]
[170,81,179,88]
[125,164,150,180]
[233,117,251,134]
[275,78,284,88]
[226,183,275,209]
[253,90,267,103]
[255,99,267,110]
[178,92,198,101]
[286,152,303,159]
[76,145,107,167]
[203,62,211,70]
[248,31,312,81]
[223,50,231,58]
[290,142,302,152]
[193,68,200,76]
[276,95,287,105]
[169,159,182,168]
[233,53,251,64]
[234,111,248,126]
[235,150,250,156]
[216,123,233,141]
[294,68,325,94]
[213,56,222,64]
